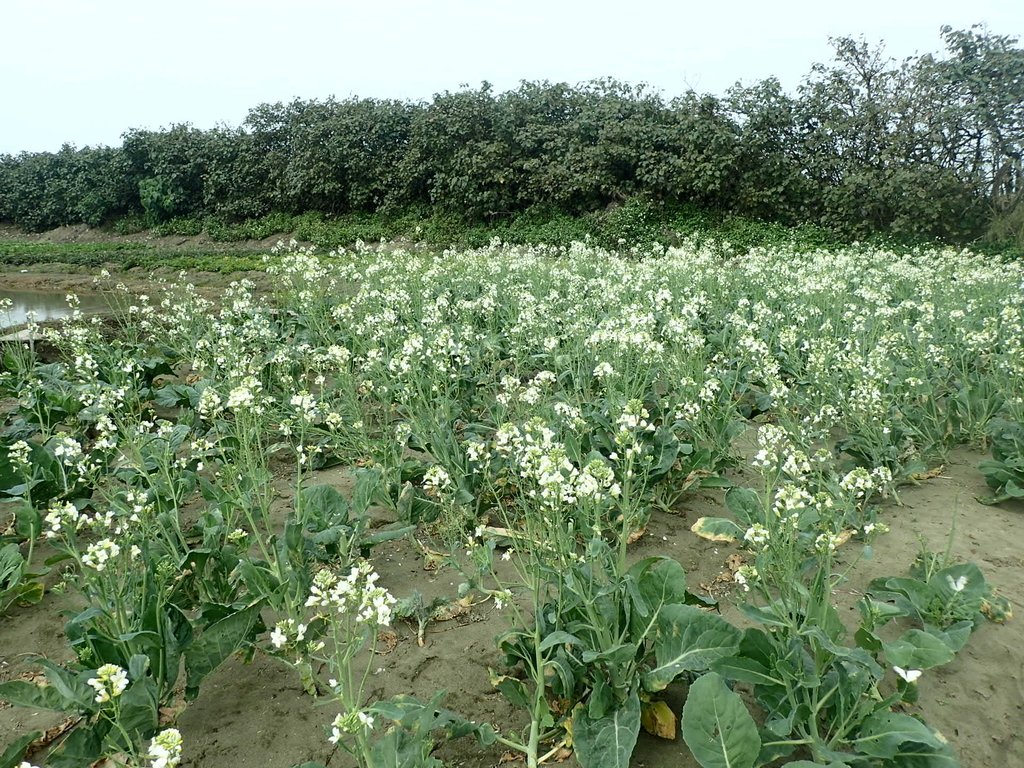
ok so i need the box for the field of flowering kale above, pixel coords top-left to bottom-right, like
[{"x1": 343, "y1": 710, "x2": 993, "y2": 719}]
[{"x1": 2, "y1": 238, "x2": 1022, "y2": 767}]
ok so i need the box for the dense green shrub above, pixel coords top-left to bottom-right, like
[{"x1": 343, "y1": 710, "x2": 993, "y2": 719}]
[{"x1": 0, "y1": 27, "x2": 1021, "y2": 247}]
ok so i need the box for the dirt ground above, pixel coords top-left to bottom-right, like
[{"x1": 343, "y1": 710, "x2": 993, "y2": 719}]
[{"x1": 2, "y1": 446, "x2": 1020, "y2": 767}]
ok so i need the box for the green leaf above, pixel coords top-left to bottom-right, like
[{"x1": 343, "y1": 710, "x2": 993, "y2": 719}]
[
  {"x1": 691, "y1": 516, "x2": 744, "y2": 543},
  {"x1": 300, "y1": 483, "x2": 351, "y2": 525},
  {"x1": 0, "y1": 730, "x2": 42, "y2": 768},
  {"x1": 0, "y1": 543, "x2": 23, "y2": 583},
  {"x1": 45, "y1": 722, "x2": 107, "y2": 767},
  {"x1": 725, "y1": 487, "x2": 763, "y2": 525},
  {"x1": 184, "y1": 600, "x2": 263, "y2": 699},
  {"x1": 538, "y1": 630, "x2": 583, "y2": 653},
  {"x1": 573, "y1": 688, "x2": 641, "y2": 768},
  {"x1": 631, "y1": 556, "x2": 689, "y2": 608},
  {"x1": 931, "y1": 562, "x2": 986, "y2": 604},
  {"x1": 644, "y1": 605, "x2": 742, "y2": 691},
  {"x1": 711, "y1": 655, "x2": 785, "y2": 687},
  {"x1": 0, "y1": 679, "x2": 69, "y2": 711},
  {"x1": 853, "y1": 712, "x2": 946, "y2": 759},
  {"x1": 38, "y1": 659, "x2": 94, "y2": 710},
  {"x1": 884, "y1": 629, "x2": 955, "y2": 670},
  {"x1": 490, "y1": 671, "x2": 531, "y2": 710},
  {"x1": 681, "y1": 672, "x2": 760, "y2": 768},
  {"x1": 118, "y1": 675, "x2": 160, "y2": 741},
  {"x1": 930, "y1": 621, "x2": 972, "y2": 654}
]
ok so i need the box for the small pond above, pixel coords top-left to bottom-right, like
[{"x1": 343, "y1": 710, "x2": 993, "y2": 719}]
[{"x1": 0, "y1": 289, "x2": 111, "y2": 329}]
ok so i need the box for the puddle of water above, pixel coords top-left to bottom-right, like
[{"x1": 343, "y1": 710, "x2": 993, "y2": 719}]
[{"x1": 0, "y1": 289, "x2": 111, "y2": 329}]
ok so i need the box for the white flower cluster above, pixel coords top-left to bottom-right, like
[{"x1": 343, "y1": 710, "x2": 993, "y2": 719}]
[
  {"x1": 8, "y1": 439, "x2": 31, "y2": 469},
  {"x1": 306, "y1": 561, "x2": 396, "y2": 627},
  {"x1": 270, "y1": 618, "x2": 308, "y2": 649},
  {"x1": 82, "y1": 539, "x2": 122, "y2": 571},
  {"x1": 423, "y1": 465, "x2": 453, "y2": 496},
  {"x1": 328, "y1": 710, "x2": 375, "y2": 744},
  {"x1": 147, "y1": 728, "x2": 184, "y2": 768},
  {"x1": 87, "y1": 663, "x2": 129, "y2": 704},
  {"x1": 495, "y1": 419, "x2": 618, "y2": 508}
]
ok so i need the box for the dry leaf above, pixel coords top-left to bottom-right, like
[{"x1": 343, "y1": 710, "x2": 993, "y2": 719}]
[
  {"x1": 626, "y1": 526, "x2": 647, "y2": 544},
  {"x1": 377, "y1": 629, "x2": 399, "y2": 654},
  {"x1": 641, "y1": 699, "x2": 677, "y2": 739},
  {"x1": 909, "y1": 464, "x2": 945, "y2": 481},
  {"x1": 432, "y1": 602, "x2": 470, "y2": 622}
]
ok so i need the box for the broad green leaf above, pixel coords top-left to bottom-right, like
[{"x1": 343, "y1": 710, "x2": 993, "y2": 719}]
[
  {"x1": 853, "y1": 712, "x2": 946, "y2": 759},
  {"x1": 0, "y1": 730, "x2": 42, "y2": 768},
  {"x1": 884, "y1": 629, "x2": 955, "y2": 670},
  {"x1": 930, "y1": 562, "x2": 986, "y2": 604},
  {"x1": 489, "y1": 671, "x2": 531, "y2": 710},
  {"x1": 631, "y1": 556, "x2": 689, "y2": 608},
  {"x1": 0, "y1": 679, "x2": 69, "y2": 711},
  {"x1": 300, "y1": 483, "x2": 351, "y2": 525},
  {"x1": 538, "y1": 630, "x2": 583, "y2": 653},
  {"x1": 645, "y1": 605, "x2": 742, "y2": 691},
  {"x1": 711, "y1": 655, "x2": 785, "y2": 687},
  {"x1": 38, "y1": 659, "x2": 94, "y2": 710},
  {"x1": 573, "y1": 689, "x2": 641, "y2": 768},
  {"x1": 681, "y1": 672, "x2": 760, "y2": 768},
  {"x1": 45, "y1": 722, "x2": 106, "y2": 768},
  {"x1": 691, "y1": 516, "x2": 744, "y2": 543},
  {"x1": 725, "y1": 487, "x2": 763, "y2": 525},
  {"x1": 0, "y1": 544, "x2": 23, "y2": 583},
  {"x1": 184, "y1": 600, "x2": 263, "y2": 699},
  {"x1": 930, "y1": 621, "x2": 972, "y2": 653},
  {"x1": 118, "y1": 676, "x2": 160, "y2": 741}
]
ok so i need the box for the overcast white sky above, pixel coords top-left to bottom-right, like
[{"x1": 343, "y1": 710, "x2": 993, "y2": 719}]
[{"x1": 2, "y1": 0, "x2": 1021, "y2": 154}]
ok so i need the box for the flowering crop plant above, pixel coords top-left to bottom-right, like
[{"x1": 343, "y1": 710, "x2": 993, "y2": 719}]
[{"x1": 0, "y1": 236, "x2": 1018, "y2": 767}]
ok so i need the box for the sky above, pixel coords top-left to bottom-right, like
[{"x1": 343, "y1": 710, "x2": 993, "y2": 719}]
[{"x1": 2, "y1": 0, "x2": 1022, "y2": 155}]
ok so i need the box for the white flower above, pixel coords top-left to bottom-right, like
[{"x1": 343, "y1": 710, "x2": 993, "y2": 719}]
[
  {"x1": 82, "y1": 539, "x2": 121, "y2": 571},
  {"x1": 270, "y1": 625, "x2": 288, "y2": 649},
  {"x1": 87, "y1": 663, "x2": 129, "y2": 703},
  {"x1": 44, "y1": 500, "x2": 82, "y2": 538},
  {"x1": 8, "y1": 440, "x2": 31, "y2": 469},
  {"x1": 946, "y1": 574, "x2": 968, "y2": 593},
  {"x1": 893, "y1": 666, "x2": 922, "y2": 684},
  {"x1": 270, "y1": 619, "x2": 307, "y2": 649},
  {"x1": 743, "y1": 523, "x2": 770, "y2": 547},
  {"x1": 147, "y1": 728, "x2": 183, "y2": 768},
  {"x1": 423, "y1": 465, "x2": 452, "y2": 491}
]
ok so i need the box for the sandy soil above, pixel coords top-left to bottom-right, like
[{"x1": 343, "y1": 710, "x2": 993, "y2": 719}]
[{"x1": 2, "y1": 447, "x2": 1020, "y2": 767}]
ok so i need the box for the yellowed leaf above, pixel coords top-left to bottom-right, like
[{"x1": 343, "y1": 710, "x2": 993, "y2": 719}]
[
  {"x1": 690, "y1": 516, "x2": 740, "y2": 542},
  {"x1": 641, "y1": 699, "x2": 677, "y2": 739}
]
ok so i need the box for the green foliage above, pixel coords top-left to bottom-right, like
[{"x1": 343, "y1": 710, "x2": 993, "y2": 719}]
[
  {"x1": 681, "y1": 672, "x2": 761, "y2": 768},
  {"x1": 978, "y1": 418, "x2": 1024, "y2": 504},
  {"x1": 1, "y1": 26, "x2": 1022, "y2": 246},
  {"x1": 0, "y1": 238, "x2": 265, "y2": 272},
  {"x1": 572, "y1": 689, "x2": 641, "y2": 768}
]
